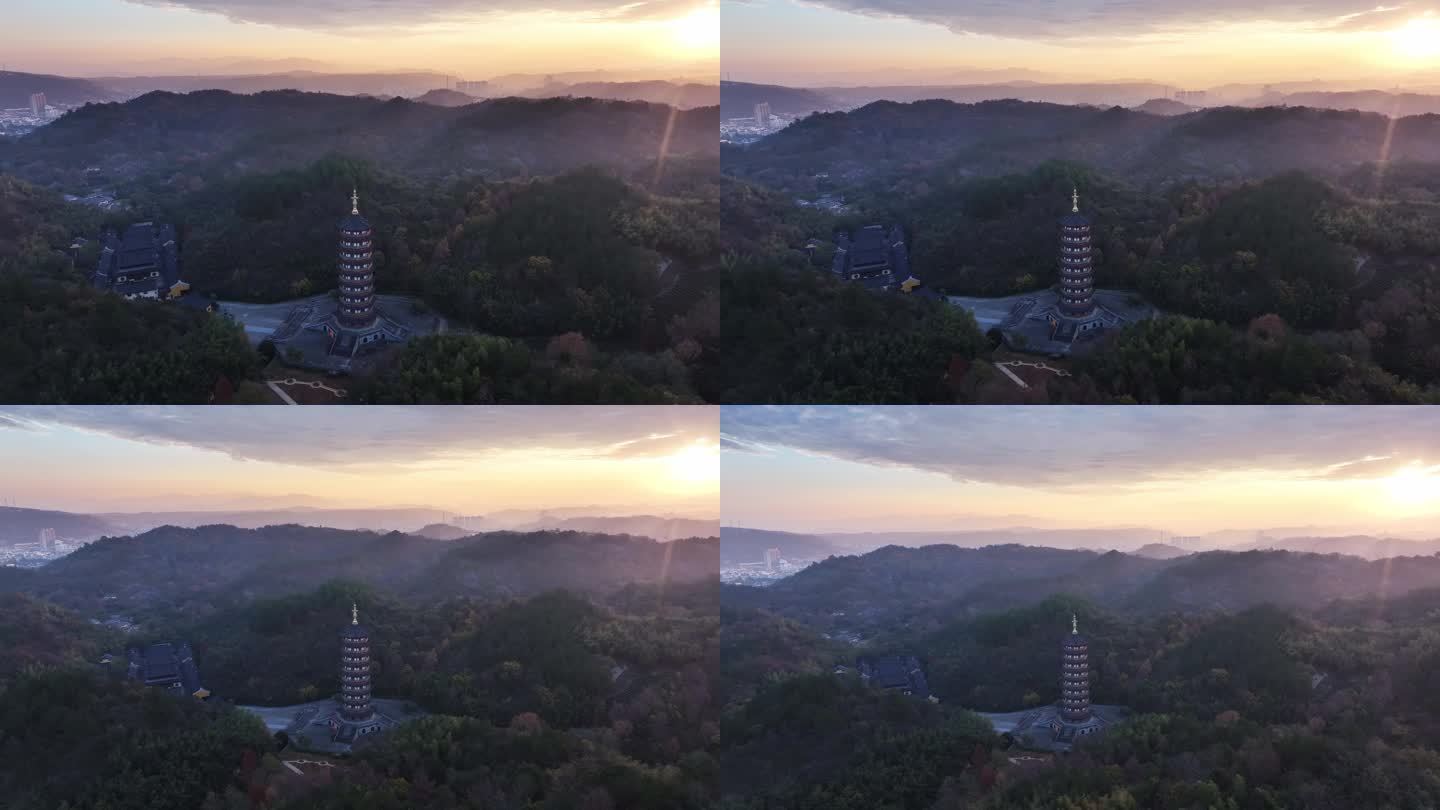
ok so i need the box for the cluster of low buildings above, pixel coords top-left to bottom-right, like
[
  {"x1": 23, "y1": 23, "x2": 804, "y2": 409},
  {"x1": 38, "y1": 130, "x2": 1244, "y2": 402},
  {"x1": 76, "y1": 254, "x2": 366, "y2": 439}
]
[
  {"x1": 720, "y1": 101, "x2": 801, "y2": 144},
  {"x1": 93, "y1": 222, "x2": 192, "y2": 301},
  {"x1": 720, "y1": 546, "x2": 818, "y2": 585},
  {"x1": 0, "y1": 91, "x2": 66, "y2": 137},
  {"x1": 0, "y1": 528, "x2": 81, "y2": 567}
]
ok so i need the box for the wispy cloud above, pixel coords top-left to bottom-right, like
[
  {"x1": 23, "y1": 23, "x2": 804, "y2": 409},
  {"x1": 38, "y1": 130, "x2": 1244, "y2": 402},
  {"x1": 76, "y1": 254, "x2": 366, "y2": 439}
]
[
  {"x1": 721, "y1": 406, "x2": 1440, "y2": 489},
  {"x1": 794, "y1": 0, "x2": 1435, "y2": 40},
  {"x1": 0, "y1": 406, "x2": 717, "y2": 468},
  {"x1": 131, "y1": 0, "x2": 703, "y2": 29}
]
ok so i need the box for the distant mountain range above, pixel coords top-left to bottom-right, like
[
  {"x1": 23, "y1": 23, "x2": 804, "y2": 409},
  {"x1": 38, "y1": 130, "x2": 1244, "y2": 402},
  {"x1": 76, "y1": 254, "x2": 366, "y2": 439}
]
[
  {"x1": 412, "y1": 522, "x2": 473, "y2": 540},
  {"x1": 720, "y1": 527, "x2": 845, "y2": 565},
  {"x1": 3, "y1": 90, "x2": 718, "y2": 184},
  {"x1": 523, "y1": 81, "x2": 718, "y2": 109},
  {"x1": 721, "y1": 79, "x2": 1440, "y2": 120},
  {"x1": 0, "y1": 71, "x2": 116, "y2": 108},
  {"x1": 726, "y1": 542, "x2": 1440, "y2": 630},
  {"x1": 725, "y1": 524, "x2": 1440, "y2": 563},
  {"x1": 413, "y1": 88, "x2": 477, "y2": 107},
  {"x1": 720, "y1": 81, "x2": 841, "y2": 118},
  {"x1": 0, "y1": 507, "x2": 118, "y2": 544},
  {"x1": 0, "y1": 505, "x2": 717, "y2": 545},
  {"x1": 1132, "y1": 98, "x2": 1196, "y2": 116},
  {"x1": 724, "y1": 98, "x2": 1440, "y2": 186},
  {"x1": 14, "y1": 523, "x2": 719, "y2": 615},
  {"x1": 1260, "y1": 90, "x2": 1440, "y2": 118},
  {"x1": 93, "y1": 71, "x2": 456, "y2": 100},
  {"x1": 1, "y1": 68, "x2": 718, "y2": 110}
]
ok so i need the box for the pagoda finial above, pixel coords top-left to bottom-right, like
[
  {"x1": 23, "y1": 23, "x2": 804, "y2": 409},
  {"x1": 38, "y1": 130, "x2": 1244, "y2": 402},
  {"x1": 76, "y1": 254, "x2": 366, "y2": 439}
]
[
  {"x1": 351, "y1": 188, "x2": 359, "y2": 216},
  {"x1": 1071, "y1": 187, "x2": 1079, "y2": 213},
  {"x1": 1072, "y1": 613, "x2": 1078, "y2": 634},
  {"x1": 352, "y1": 602, "x2": 359, "y2": 625}
]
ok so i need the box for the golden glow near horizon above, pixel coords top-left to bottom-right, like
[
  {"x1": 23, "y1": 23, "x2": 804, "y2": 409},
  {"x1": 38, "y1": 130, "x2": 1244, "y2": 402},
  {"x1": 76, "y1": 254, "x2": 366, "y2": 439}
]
[
  {"x1": 1383, "y1": 463, "x2": 1440, "y2": 511},
  {"x1": 1390, "y1": 15, "x2": 1440, "y2": 63},
  {"x1": 4, "y1": 0, "x2": 718, "y2": 77},
  {"x1": 0, "y1": 408, "x2": 719, "y2": 516},
  {"x1": 668, "y1": 5, "x2": 721, "y2": 56},
  {"x1": 721, "y1": 1, "x2": 1440, "y2": 87},
  {"x1": 722, "y1": 451, "x2": 1440, "y2": 535}
]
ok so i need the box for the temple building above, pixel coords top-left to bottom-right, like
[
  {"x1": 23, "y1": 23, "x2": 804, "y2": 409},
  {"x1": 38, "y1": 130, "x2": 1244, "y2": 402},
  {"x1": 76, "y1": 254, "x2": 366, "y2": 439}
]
[
  {"x1": 237, "y1": 603, "x2": 410, "y2": 753},
  {"x1": 1060, "y1": 614, "x2": 1091, "y2": 722},
  {"x1": 126, "y1": 641, "x2": 209, "y2": 700},
  {"x1": 267, "y1": 189, "x2": 433, "y2": 372},
  {"x1": 1058, "y1": 190, "x2": 1095, "y2": 317},
  {"x1": 973, "y1": 615, "x2": 1126, "y2": 752},
  {"x1": 832, "y1": 225, "x2": 914, "y2": 292},
  {"x1": 857, "y1": 655, "x2": 931, "y2": 700},
  {"x1": 946, "y1": 189, "x2": 1156, "y2": 357},
  {"x1": 317, "y1": 190, "x2": 411, "y2": 359},
  {"x1": 340, "y1": 602, "x2": 374, "y2": 722},
  {"x1": 337, "y1": 191, "x2": 377, "y2": 330},
  {"x1": 93, "y1": 222, "x2": 190, "y2": 301}
]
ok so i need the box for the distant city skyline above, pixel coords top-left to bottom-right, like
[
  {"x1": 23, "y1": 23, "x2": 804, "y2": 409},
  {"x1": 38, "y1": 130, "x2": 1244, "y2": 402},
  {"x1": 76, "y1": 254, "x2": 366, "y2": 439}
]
[
  {"x1": 722, "y1": 0, "x2": 1440, "y2": 87},
  {"x1": 721, "y1": 406, "x2": 1440, "y2": 535},
  {"x1": 0, "y1": 406, "x2": 718, "y2": 514},
  {"x1": 3, "y1": 0, "x2": 718, "y2": 77}
]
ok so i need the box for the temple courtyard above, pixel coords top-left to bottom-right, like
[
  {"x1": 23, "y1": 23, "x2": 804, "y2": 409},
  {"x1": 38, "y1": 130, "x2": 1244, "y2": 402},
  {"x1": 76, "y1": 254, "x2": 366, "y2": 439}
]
[
  {"x1": 239, "y1": 697, "x2": 425, "y2": 754},
  {"x1": 948, "y1": 288, "x2": 1159, "y2": 357}
]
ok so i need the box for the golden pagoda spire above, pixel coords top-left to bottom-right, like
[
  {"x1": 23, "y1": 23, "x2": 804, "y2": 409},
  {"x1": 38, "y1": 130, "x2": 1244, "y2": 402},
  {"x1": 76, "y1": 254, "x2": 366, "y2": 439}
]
[
  {"x1": 1071, "y1": 188, "x2": 1079, "y2": 213},
  {"x1": 351, "y1": 188, "x2": 359, "y2": 216},
  {"x1": 352, "y1": 602, "x2": 359, "y2": 625},
  {"x1": 1072, "y1": 613, "x2": 1078, "y2": 634}
]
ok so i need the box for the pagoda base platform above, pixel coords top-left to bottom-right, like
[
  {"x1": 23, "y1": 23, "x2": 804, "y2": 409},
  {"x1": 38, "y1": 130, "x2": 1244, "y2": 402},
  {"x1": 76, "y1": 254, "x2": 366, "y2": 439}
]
[
  {"x1": 976, "y1": 703, "x2": 1130, "y2": 752},
  {"x1": 948, "y1": 288, "x2": 1158, "y2": 358},
  {"x1": 239, "y1": 697, "x2": 425, "y2": 754},
  {"x1": 266, "y1": 294, "x2": 445, "y2": 374}
]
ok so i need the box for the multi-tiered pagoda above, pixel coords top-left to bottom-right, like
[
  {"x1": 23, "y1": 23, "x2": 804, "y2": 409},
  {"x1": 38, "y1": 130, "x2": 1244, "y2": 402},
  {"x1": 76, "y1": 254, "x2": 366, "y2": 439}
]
[
  {"x1": 337, "y1": 190, "x2": 377, "y2": 329},
  {"x1": 340, "y1": 603, "x2": 373, "y2": 722},
  {"x1": 1058, "y1": 189, "x2": 1095, "y2": 317},
  {"x1": 1060, "y1": 614, "x2": 1091, "y2": 722}
]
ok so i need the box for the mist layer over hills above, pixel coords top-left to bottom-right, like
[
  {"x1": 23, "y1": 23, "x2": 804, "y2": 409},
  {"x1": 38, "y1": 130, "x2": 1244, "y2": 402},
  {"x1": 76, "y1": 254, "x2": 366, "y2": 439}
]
[
  {"x1": 5, "y1": 68, "x2": 718, "y2": 108},
  {"x1": 720, "y1": 79, "x2": 1440, "y2": 119},
  {"x1": 725, "y1": 540, "x2": 1440, "y2": 630},
  {"x1": 722, "y1": 525, "x2": 1440, "y2": 563},
  {"x1": 0, "y1": 505, "x2": 718, "y2": 544},
  {"x1": 3, "y1": 90, "x2": 718, "y2": 185},
  {"x1": 6, "y1": 523, "x2": 717, "y2": 615},
  {"x1": 726, "y1": 99, "x2": 1440, "y2": 186}
]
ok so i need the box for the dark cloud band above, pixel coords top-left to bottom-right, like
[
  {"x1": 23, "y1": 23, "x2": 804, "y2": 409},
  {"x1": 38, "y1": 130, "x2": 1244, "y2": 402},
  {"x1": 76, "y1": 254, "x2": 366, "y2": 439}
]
[
  {"x1": 132, "y1": 0, "x2": 699, "y2": 29},
  {"x1": 796, "y1": 0, "x2": 1433, "y2": 40},
  {"x1": 721, "y1": 406, "x2": 1440, "y2": 489},
  {"x1": 0, "y1": 406, "x2": 717, "y2": 467}
]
